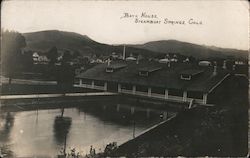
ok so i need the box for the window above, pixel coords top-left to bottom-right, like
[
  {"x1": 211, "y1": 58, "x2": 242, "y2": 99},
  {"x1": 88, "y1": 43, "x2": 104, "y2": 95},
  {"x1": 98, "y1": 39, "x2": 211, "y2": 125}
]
[
  {"x1": 139, "y1": 71, "x2": 149, "y2": 76},
  {"x1": 106, "y1": 67, "x2": 114, "y2": 73},
  {"x1": 181, "y1": 74, "x2": 191, "y2": 80}
]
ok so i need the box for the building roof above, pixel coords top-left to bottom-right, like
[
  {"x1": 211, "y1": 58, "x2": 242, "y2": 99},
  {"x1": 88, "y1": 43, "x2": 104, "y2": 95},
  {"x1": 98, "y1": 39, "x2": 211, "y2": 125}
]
[
  {"x1": 138, "y1": 66, "x2": 162, "y2": 73},
  {"x1": 107, "y1": 63, "x2": 127, "y2": 69},
  {"x1": 199, "y1": 61, "x2": 212, "y2": 66},
  {"x1": 76, "y1": 61, "x2": 229, "y2": 93},
  {"x1": 180, "y1": 69, "x2": 204, "y2": 76},
  {"x1": 126, "y1": 57, "x2": 136, "y2": 61},
  {"x1": 159, "y1": 58, "x2": 170, "y2": 63}
]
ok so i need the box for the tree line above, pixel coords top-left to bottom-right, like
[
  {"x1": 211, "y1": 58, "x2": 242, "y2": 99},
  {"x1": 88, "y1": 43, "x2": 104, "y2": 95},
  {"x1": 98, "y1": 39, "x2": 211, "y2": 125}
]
[{"x1": 1, "y1": 30, "x2": 76, "y2": 87}]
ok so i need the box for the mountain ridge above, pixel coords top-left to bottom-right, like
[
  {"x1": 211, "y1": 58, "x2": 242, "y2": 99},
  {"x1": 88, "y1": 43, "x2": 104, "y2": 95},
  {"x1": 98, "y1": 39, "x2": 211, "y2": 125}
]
[
  {"x1": 22, "y1": 30, "x2": 248, "y2": 59},
  {"x1": 129, "y1": 40, "x2": 248, "y2": 59}
]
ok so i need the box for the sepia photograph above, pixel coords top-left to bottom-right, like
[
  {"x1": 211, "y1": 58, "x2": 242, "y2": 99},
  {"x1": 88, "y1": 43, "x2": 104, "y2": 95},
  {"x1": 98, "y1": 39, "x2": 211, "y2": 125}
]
[{"x1": 0, "y1": 0, "x2": 249, "y2": 157}]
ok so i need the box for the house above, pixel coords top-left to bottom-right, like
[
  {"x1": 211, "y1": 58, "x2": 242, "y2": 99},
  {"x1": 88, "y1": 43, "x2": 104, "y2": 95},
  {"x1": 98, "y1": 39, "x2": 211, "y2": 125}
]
[
  {"x1": 32, "y1": 52, "x2": 39, "y2": 62},
  {"x1": 126, "y1": 56, "x2": 136, "y2": 61},
  {"x1": 38, "y1": 55, "x2": 49, "y2": 63},
  {"x1": 32, "y1": 52, "x2": 49, "y2": 64},
  {"x1": 199, "y1": 61, "x2": 212, "y2": 66},
  {"x1": 75, "y1": 61, "x2": 230, "y2": 105},
  {"x1": 158, "y1": 58, "x2": 170, "y2": 64}
]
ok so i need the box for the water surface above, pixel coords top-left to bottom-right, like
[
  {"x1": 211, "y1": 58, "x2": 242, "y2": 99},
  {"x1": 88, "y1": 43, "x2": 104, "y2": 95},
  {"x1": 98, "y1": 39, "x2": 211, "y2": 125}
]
[{"x1": 0, "y1": 101, "x2": 176, "y2": 157}]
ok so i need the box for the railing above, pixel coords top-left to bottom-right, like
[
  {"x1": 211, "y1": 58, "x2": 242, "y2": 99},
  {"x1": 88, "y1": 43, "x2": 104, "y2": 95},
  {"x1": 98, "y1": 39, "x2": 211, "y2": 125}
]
[
  {"x1": 120, "y1": 89, "x2": 185, "y2": 102},
  {"x1": 151, "y1": 93, "x2": 165, "y2": 99},
  {"x1": 75, "y1": 83, "x2": 205, "y2": 104},
  {"x1": 168, "y1": 95, "x2": 183, "y2": 101},
  {"x1": 0, "y1": 92, "x2": 117, "y2": 100},
  {"x1": 93, "y1": 85, "x2": 105, "y2": 90},
  {"x1": 73, "y1": 84, "x2": 105, "y2": 91},
  {"x1": 135, "y1": 91, "x2": 148, "y2": 96},
  {"x1": 120, "y1": 89, "x2": 133, "y2": 94}
]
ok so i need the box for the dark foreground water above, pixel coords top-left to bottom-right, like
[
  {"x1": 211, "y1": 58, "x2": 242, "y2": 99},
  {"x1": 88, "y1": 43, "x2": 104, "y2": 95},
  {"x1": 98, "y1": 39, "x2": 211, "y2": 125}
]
[{"x1": 0, "y1": 100, "x2": 176, "y2": 157}]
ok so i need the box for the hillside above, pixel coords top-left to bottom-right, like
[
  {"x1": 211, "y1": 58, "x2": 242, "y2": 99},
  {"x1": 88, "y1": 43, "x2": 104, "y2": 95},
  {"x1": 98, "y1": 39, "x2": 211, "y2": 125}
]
[
  {"x1": 23, "y1": 30, "x2": 107, "y2": 56},
  {"x1": 23, "y1": 30, "x2": 158, "y2": 57},
  {"x1": 23, "y1": 30, "x2": 248, "y2": 59},
  {"x1": 130, "y1": 40, "x2": 248, "y2": 59}
]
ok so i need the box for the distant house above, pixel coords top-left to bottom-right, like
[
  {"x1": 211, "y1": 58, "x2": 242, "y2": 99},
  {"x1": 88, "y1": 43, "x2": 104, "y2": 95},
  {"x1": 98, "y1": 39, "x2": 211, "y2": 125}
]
[
  {"x1": 183, "y1": 57, "x2": 189, "y2": 63},
  {"x1": 235, "y1": 60, "x2": 245, "y2": 65},
  {"x1": 159, "y1": 54, "x2": 178, "y2": 64},
  {"x1": 75, "y1": 67, "x2": 85, "y2": 75},
  {"x1": 111, "y1": 52, "x2": 119, "y2": 59},
  {"x1": 32, "y1": 52, "x2": 49, "y2": 64},
  {"x1": 158, "y1": 58, "x2": 170, "y2": 64},
  {"x1": 32, "y1": 52, "x2": 39, "y2": 62},
  {"x1": 170, "y1": 58, "x2": 178, "y2": 62},
  {"x1": 198, "y1": 61, "x2": 212, "y2": 66},
  {"x1": 38, "y1": 55, "x2": 49, "y2": 62},
  {"x1": 57, "y1": 55, "x2": 63, "y2": 61},
  {"x1": 75, "y1": 60, "x2": 230, "y2": 105},
  {"x1": 125, "y1": 56, "x2": 136, "y2": 61}
]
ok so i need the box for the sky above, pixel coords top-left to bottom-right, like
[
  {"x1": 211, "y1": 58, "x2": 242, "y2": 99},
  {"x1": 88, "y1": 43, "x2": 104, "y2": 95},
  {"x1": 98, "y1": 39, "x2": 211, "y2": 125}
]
[{"x1": 1, "y1": 0, "x2": 249, "y2": 50}]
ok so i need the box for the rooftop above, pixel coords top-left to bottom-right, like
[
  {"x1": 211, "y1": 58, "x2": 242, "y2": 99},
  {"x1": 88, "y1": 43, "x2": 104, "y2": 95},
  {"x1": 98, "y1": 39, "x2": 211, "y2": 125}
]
[
  {"x1": 180, "y1": 69, "x2": 204, "y2": 76},
  {"x1": 76, "y1": 61, "x2": 229, "y2": 93},
  {"x1": 138, "y1": 66, "x2": 162, "y2": 73},
  {"x1": 107, "y1": 63, "x2": 127, "y2": 69}
]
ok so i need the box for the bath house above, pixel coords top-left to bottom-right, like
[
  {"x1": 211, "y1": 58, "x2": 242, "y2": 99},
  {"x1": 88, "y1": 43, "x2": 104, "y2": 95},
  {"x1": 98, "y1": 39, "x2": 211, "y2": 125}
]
[{"x1": 75, "y1": 60, "x2": 230, "y2": 105}]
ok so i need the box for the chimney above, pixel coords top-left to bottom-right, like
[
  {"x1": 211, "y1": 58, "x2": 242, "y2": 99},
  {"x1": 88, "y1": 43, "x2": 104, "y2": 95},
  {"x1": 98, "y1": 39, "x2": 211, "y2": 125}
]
[
  {"x1": 222, "y1": 60, "x2": 226, "y2": 69},
  {"x1": 213, "y1": 65, "x2": 217, "y2": 76},
  {"x1": 232, "y1": 64, "x2": 236, "y2": 71},
  {"x1": 168, "y1": 61, "x2": 171, "y2": 68},
  {"x1": 123, "y1": 45, "x2": 126, "y2": 60},
  {"x1": 107, "y1": 58, "x2": 111, "y2": 66}
]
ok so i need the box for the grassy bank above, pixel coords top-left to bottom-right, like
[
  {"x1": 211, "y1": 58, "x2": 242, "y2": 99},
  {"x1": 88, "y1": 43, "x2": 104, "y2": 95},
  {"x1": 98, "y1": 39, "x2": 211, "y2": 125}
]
[
  {"x1": 106, "y1": 76, "x2": 248, "y2": 157},
  {"x1": 0, "y1": 83, "x2": 100, "y2": 95},
  {"x1": 108, "y1": 105, "x2": 247, "y2": 157}
]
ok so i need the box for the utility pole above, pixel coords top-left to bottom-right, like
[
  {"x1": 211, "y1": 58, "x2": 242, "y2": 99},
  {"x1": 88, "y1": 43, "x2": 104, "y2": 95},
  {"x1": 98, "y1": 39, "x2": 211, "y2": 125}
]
[
  {"x1": 123, "y1": 45, "x2": 126, "y2": 60},
  {"x1": 63, "y1": 135, "x2": 67, "y2": 156},
  {"x1": 133, "y1": 120, "x2": 135, "y2": 138},
  {"x1": 133, "y1": 117, "x2": 135, "y2": 138}
]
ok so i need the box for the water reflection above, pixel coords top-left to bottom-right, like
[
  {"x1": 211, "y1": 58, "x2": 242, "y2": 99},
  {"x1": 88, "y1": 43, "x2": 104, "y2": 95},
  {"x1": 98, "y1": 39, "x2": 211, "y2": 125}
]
[
  {"x1": 77, "y1": 103, "x2": 171, "y2": 127},
  {"x1": 0, "y1": 101, "x2": 176, "y2": 157},
  {"x1": 53, "y1": 116, "x2": 72, "y2": 145},
  {"x1": 0, "y1": 112, "x2": 14, "y2": 143}
]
